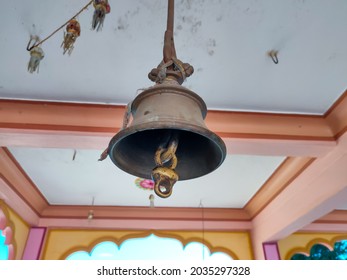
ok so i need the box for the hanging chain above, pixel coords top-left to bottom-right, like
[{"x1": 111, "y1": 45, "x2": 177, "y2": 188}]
[
  {"x1": 154, "y1": 132, "x2": 179, "y2": 169},
  {"x1": 152, "y1": 130, "x2": 180, "y2": 199}
]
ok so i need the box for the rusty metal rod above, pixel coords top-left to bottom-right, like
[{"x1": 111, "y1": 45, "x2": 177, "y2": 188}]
[
  {"x1": 163, "y1": 0, "x2": 176, "y2": 62},
  {"x1": 167, "y1": 0, "x2": 174, "y2": 33}
]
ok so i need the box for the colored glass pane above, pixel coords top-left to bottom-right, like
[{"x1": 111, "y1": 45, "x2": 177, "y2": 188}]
[
  {"x1": 0, "y1": 230, "x2": 9, "y2": 260},
  {"x1": 291, "y1": 240, "x2": 347, "y2": 260}
]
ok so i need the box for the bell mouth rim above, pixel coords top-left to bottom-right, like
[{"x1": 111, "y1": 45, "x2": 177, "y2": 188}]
[{"x1": 107, "y1": 121, "x2": 227, "y2": 181}]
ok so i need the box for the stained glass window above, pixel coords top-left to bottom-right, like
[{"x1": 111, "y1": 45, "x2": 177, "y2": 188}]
[
  {"x1": 291, "y1": 240, "x2": 347, "y2": 260},
  {"x1": 66, "y1": 234, "x2": 232, "y2": 260},
  {"x1": 0, "y1": 230, "x2": 9, "y2": 260}
]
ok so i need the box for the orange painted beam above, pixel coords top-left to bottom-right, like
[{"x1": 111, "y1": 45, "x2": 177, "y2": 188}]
[
  {"x1": 38, "y1": 206, "x2": 251, "y2": 230},
  {"x1": 0, "y1": 99, "x2": 342, "y2": 156},
  {"x1": 38, "y1": 218, "x2": 252, "y2": 231},
  {"x1": 40, "y1": 205, "x2": 250, "y2": 221},
  {"x1": 0, "y1": 99, "x2": 335, "y2": 138},
  {"x1": 206, "y1": 110, "x2": 332, "y2": 139},
  {"x1": 0, "y1": 129, "x2": 112, "y2": 150},
  {"x1": 0, "y1": 100, "x2": 124, "y2": 132},
  {"x1": 325, "y1": 90, "x2": 347, "y2": 138},
  {"x1": 1, "y1": 90, "x2": 347, "y2": 141}
]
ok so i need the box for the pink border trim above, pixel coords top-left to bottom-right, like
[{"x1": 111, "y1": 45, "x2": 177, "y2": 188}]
[
  {"x1": 263, "y1": 242, "x2": 281, "y2": 260},
  {"x1": 22, "y1": 227, "x2": 46, "y2": 260}
]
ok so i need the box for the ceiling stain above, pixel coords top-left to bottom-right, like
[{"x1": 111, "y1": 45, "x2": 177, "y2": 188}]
[
  {"x1": 207, "y1": 38, "x2": 216, "y2": 56},
  {"x1": 116, "y1": 17, "x2": 129, "y2": 31},
  {"x1": 115, "y1": 7, "x2": 140, "y2": 31},
  {"x1": 177, "y1": 15, "x2": 202, "y2": 35}
]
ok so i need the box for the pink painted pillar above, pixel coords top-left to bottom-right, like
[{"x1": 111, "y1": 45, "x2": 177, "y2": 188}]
[
  {"x1": 263, "y1": 242, "x2": 281, "y2": 260},
  {"x1": 22, "y1": 227, "x2": 46, "y2": 260}
]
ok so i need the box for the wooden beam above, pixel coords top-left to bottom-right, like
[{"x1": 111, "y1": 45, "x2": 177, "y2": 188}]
[
  {"x1": 251, "y1": 132, "x2": 347, "y2": 259},
  {"x1": 325, "y1": 90, "x2": 347, "y2": 138},
  {"x1": 0, "y1": 99, "x2": 334, "y2": 138},
  {"x1": 244, "y1": 157, "x2": 315, "y2": 218},
  {"x1": 38, "y1": 206, "x2": 251, "y2": 230},
  {"x1": 0, "y1": 99, "x2": 340, "y2": 156},
  {"x1": 40, "y1": 205, "x2": 250, "y2": 221},
  {"x1": 0, "y1": 148, "x2": 48, "y2": 217},
  {"x1": 38, "y1": 218, "x2": 252, "y2": 231}
]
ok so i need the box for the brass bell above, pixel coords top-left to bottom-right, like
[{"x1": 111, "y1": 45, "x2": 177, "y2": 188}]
[
  {"x1": 102, "y1": 0, "x2": 226, "y2": 198},
  {"x1": 106, "y1": 80, "x2": 226, "y2": 197}
]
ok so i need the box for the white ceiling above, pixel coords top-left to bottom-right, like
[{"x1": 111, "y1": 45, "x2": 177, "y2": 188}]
[
  {"x1": 8, "y1": 147, "x2": 285, "y2": 208},
  {"x1": 2, "y1": 0, "x2": 347, "y2": 209},
  {"x1": 1, "y1": 0, "x2": 347, "y2": 113}
]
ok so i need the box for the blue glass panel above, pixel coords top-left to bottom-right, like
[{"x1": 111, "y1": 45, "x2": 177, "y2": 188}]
[
  {"x1": 0, "y1": 230, "x2": 9, "y2": 260},
  {"x1": 334, "y1": 240, "x2": 347, "y2": 260}
]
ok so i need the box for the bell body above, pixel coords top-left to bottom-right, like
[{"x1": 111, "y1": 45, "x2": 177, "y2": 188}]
[{"x1": 107, "y1": 82, "x2": 226, "y2": 181}]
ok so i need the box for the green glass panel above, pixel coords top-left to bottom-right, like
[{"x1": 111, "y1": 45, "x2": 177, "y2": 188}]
[{"x1": 291, "y1": 240, "x2": 347, "y2": 260}]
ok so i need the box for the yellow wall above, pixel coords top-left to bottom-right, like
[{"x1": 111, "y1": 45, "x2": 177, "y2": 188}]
[
  {"x1": 0, "y1": 201, "x2": 30, "y2": 259},
  {"x1": 42, "y1": 229, "x2": 253, "y2": 260},
  {"x1": 278, "y1": 232, "x2": 347, "y2": 260}
]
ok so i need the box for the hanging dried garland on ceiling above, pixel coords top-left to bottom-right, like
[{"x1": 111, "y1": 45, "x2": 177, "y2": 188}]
[
  {"x1": 61, "y1": 19, "x2": 81, "y2": 55},
  {"x1": 26, "y1": 0, "x2": 111, "y2": 73}
]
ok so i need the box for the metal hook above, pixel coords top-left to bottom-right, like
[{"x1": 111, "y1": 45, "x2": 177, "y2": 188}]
[
  {"x1": 26, "y1": 35, "x2": 40, "y2": 51},
  {"x1": 149, "y1": 194, "x2": 155, "y2": 208},
  {"x1": 87, "y1": 196, "x2": 95, "y2": 220},
  {"x1": 268, "y1": 50, "x2": 279, "y2": 64}
]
